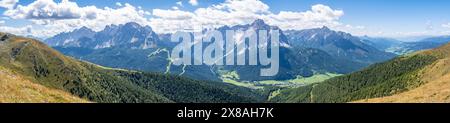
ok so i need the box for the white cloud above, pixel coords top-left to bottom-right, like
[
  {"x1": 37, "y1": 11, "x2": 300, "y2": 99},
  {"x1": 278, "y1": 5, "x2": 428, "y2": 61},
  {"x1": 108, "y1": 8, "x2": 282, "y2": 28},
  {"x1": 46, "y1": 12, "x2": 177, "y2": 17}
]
[
  {"x1": 0, "y1": 20, "x2": 5, "y2": 25},
  {"x1": 149, "y1": 0, "x2": 344, "y2": 33},
  {"x1": 0, "y1": 0, "x2": 18, "y2": 9},
  {"x1": 150, "y1": 0, "x2": 266, "y2": 32},
  {"x1": 116, "y1": 2, "x2": 123, "y2": 7},
  {"x1": 443, "y1": 23, "x2": 450, "y2": 29},
  {"x1": 4, "y1": 0, "x2": 93, "y2": 20},
  {"x1": 2, "y1": 0, "x2": 408, "y2": 38},
  {"x1": 273, "y1": 4, "x2": 343, "y2": 22},
  {"x1": 2, "y1": 0, "x2": 151, "y2": 38},
  {"x1": 176, "y1": 1, "x2": 183, "y2": 6},
  {"x1": 0, "y1": 25, "x2": 33, "y2": 36},
  {"x1": 216, "y1": 0, "x2": 269, "y2": 14},
  {"x1": 268, "y1": 4, "x2": 344, "y2": 30},
  {"x1": 153, "y1": 9, "x2": 194, "y2": 20},
  {"x1": 189, "y1": 0, "x2": 198, "y2": 6},
  {"x1": 0, "y1": 0, "x2": 350, "y2": 38}
]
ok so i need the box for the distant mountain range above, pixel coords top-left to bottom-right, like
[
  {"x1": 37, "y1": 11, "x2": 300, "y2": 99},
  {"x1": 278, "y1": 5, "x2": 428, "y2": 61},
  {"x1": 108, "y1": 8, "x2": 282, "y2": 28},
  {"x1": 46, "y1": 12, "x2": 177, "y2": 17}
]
[
  {"x1": 45, "y1": 20, "x2": 396, "y2": 82},
  {"x1": 361, "y1": 36, "x2": 450, "y2": 55},
  {"x1": 285, "y1": 27, "x2": 396, "y2": 64}
]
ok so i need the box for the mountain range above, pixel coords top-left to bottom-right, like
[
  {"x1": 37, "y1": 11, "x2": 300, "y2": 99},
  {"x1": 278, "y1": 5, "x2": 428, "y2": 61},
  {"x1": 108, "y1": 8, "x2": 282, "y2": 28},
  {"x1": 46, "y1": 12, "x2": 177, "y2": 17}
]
[
  {"x1": 361, "y1": 36, "x2": 450, "y2": 55},
  {"x1": 46, "y1": 20, "x2": 396, "y2": 83},
  {"x1": 285, "y1": 27, "x2": 396, "y2": 64}
]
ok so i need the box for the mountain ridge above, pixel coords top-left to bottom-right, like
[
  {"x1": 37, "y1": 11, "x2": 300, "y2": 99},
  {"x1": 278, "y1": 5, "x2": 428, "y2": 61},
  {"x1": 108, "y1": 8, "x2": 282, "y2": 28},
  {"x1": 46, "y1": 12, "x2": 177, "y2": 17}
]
[
  {"x1": 285, "y1": 27, "x2": 396, "y2": 64},
  {"x1": 50, "y1": 20, "x2": 371, "y2": 82},
  {"x1": 1, "y1": 32, "x2": 266, "y2": 103},
  {"x1": 270, "y1": 40, "x2": 450, "y2": 103},
  {"x1": 355, "y1": 42, "x2": 450, "y2": 102}
]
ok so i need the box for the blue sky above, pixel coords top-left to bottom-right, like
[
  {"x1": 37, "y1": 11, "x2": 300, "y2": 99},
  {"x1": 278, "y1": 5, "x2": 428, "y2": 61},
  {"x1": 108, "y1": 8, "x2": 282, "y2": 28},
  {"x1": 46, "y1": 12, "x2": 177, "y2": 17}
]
[{"x1": 1, "y1": 0, "x2": 450, "y2": 40}]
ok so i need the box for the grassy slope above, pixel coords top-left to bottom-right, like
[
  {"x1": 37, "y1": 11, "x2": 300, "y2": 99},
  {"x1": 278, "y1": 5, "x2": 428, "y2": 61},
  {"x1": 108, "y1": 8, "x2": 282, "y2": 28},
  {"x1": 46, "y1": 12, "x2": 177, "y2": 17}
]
[
  {"x1": 0, "y1": 66, "x2": 88, "y2": 103},
  {"x1": 0, "y1": 32, "x2": 264, "y2": 103},
  {"x1": 1, "y1": 33, "x2": 171, "y2": 103},
  {"x1": 356, "y1": 42, "x2": 450, "y2": 103},
  {"x1": 270, "y1": 45, "x2": 441, "y2": 103}
]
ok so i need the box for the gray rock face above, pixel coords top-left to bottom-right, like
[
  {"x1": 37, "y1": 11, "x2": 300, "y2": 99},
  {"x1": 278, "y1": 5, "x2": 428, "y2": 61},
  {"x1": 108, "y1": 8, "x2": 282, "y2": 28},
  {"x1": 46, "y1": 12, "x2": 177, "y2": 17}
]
[
  {"x1": 45, "y1": 22, "x2": 160, "y2": 49},
  {"x1": 285, "y1": 27, "x2": 396, "y2": 64}
]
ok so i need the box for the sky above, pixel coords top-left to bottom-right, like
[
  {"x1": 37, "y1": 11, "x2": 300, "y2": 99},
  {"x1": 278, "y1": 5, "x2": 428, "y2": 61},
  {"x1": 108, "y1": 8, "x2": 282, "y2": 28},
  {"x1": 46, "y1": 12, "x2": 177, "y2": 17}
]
[{"x1": 1, "y1": 0, "x2": 450, "y2": 40}]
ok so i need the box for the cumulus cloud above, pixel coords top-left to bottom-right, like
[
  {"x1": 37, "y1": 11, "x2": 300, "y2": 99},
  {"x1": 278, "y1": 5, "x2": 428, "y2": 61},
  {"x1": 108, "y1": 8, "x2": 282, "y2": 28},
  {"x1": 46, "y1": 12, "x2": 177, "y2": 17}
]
[
  {"x1": 149, "y1": 0, "x2": 344, "y2": 33},
  {"x1": 269, "y1": 4, "x2": 344, "y2": 30},
  {"x1": 0, "y1": 25, "x2": 33, "y2": 36},
  {"x1": 4, "y1": 0, "x2": 88, "y2": 19},
  {"x1": 272, "y1": 4, "x2": 343, "y2": 22},
  {"x1": 0, "y1": 20, "x2": 5, "y2": 25},
  {"x1": 0, "y1": 0, "x2": 18, "y2": 9},
  {"x1": 443, "y1": 23, "x2": 450, "y2": 29},
  {"x1": 151, "y1": 0, "x2": 268, "y2": 33},
  {"x1": 1, "y1": 0, "x2": 355, "y2": 38},
  {"x1": 189, "y1": 0, "x2": 198, "y2": 6},
  {"x1": 176, "y1": 1, "x2": 183, "y2": 6},
  {"x1": 116, "y1": 2, "x2": 123, "y2": 7},
  {"x1": 2, "y1": 0, "x2": 151, "y2": 37}
]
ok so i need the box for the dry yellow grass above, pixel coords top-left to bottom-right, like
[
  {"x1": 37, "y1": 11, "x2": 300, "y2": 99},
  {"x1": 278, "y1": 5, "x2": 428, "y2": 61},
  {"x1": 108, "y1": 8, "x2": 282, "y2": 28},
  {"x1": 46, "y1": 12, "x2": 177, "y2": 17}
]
[
  {"x1": 355, "y1": 74, "x2": 450, "y2": 103},
  {"x1": 0, "y1": 67, "x2": 89, "y2": 103},
  {"x1": 355, "y1": 53, "x2": 450, "y2": 103}
]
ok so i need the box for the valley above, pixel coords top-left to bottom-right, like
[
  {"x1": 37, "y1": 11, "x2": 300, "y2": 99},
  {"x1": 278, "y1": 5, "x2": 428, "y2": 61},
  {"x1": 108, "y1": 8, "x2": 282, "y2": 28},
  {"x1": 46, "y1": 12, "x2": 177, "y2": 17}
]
[
  {"x1": 49, "y1": 20, "x2": 388, "y2": 85},
  {"x1": 220, "y1": 70, "x2": 341, "y2": 89}
]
